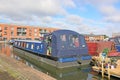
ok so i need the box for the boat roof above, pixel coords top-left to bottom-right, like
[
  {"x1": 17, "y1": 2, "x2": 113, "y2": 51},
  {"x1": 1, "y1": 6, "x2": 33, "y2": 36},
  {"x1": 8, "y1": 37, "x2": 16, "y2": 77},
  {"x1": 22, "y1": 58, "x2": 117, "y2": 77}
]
[
  {"x1": 52, "y1": 29, "x2": 82, "y2": 36},
  {"x1": 15, "y1": 40, "x2": 42, "y2": 43}
]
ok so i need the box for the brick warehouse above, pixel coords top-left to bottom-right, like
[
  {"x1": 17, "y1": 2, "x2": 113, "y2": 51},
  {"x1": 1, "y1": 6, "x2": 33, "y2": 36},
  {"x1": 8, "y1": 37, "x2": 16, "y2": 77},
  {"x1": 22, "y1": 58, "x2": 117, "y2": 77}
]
[{"x1": 0, "y1": 23, "x2": 58, "y2": 41}]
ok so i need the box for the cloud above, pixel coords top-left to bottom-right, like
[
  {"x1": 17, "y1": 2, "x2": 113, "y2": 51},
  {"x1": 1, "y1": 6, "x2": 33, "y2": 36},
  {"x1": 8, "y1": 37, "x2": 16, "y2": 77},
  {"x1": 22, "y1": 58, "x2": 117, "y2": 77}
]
[
  {"x1": 0, "y1": 0, "x2": 70, "y2": 21},
  {"x1": 0, "y1": 0, "x2": 78, "y2": 26},
  {"x1": 99, "y1": 5, "x2": 117, "y2": 16},
  {"x1": 98, "y1": 4, "x2": 120, "y2": 23},
  {"x1": 85, "y1": 0, "x2": 118, "y2": 5},
  {"x1": 83, "y1": 0, "x2": 120, "y2": 23},
  {"x1": 62, "y1": 0, "x2": 76, "y2": 8},
  {"x1": 0, "y1": 0, "x2": 120, "y2": 37},
  {"x1": 65, "y1": 15, "x2": 83, "y2": 25},
  {"x1": 104, "y1": 15, "x2": 120, "y2": 23}
]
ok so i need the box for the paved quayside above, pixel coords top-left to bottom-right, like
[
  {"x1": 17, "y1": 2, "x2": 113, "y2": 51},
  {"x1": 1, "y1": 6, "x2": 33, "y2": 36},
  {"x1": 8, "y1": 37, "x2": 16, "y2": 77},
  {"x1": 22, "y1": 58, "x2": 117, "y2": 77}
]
[{"x1": 0, "y1": 53, "x2": 56, "y2": 80}]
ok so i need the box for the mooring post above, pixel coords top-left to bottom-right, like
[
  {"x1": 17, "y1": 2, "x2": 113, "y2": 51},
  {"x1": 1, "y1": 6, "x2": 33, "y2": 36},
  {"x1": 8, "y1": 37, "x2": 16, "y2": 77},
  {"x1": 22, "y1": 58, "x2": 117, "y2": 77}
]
[
  {"x1": 108, "y1": 63, "x2": 110, "y2": 80},
  {"x1": 102, "y1": 62, "x2": 104, "y2": 78}
]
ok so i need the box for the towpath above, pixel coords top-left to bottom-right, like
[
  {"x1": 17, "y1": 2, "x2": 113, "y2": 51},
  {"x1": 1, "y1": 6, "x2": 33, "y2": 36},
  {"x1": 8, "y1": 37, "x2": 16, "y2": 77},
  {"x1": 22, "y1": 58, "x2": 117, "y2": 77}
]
[{"x1": 0, "y1": 53, "x2": 56, "y2": 80}]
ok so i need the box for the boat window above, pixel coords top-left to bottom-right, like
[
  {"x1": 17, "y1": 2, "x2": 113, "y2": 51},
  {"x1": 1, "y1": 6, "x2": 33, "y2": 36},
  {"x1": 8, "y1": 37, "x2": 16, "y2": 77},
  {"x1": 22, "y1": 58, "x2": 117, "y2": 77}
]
[
  {"x1": 46, "y1": 36, "x2": 52, "y2": 56},
  {"x1": 31, "y1": 44, "x2": 34, "y2": 49},
  {"x1": 45, "y1": 36, "x2": 52, "y2": 44},
  {"x1": 37, "y1": 46, "x2": 39, "y2": 50},
  {"x1": 60, "y1": 34, "x2": 66, "y2": 41},
  {"x1": 110, "y1": 39, "x2": 114, "y2": 42},
  {"x1": 15, "y1": 42, "x2": 17, "y2": 45},
  {"x1": 26, "y1": 43, "x2": 29, "y2": 48},
  {"x1": 69, "y1": 35, "x2": 79, "y2": 48},
  {"x1": 60, "y1": 34, "x2": 67, "y2": 48},
  {"x1": 114, "y1": 39, "x2": 118, "y2": 44},
  {"x1": 20, "y1": 42, "x2": 22, "y2": 47},
  {"x1": 21, "y1": 42, "x2": 24, "y2": 47},
  {"x1": 110, "y1": 39, "x2": 117, "y2": 44},
  {"x1": 23, "y1": 42, "x2": 26, "y2": 48},
  {"x1": 118, "y1": 38, "x2": 120, "y2": 43},
  {"x1": 18, "y1": 42, "x2": 20, "y2": 46},
  {"x1": 22, "y1": 42, "x2": 24, "y2": 47},
  {"x1": 80, "y1": 36, "x2": 86, "y2": 48}
]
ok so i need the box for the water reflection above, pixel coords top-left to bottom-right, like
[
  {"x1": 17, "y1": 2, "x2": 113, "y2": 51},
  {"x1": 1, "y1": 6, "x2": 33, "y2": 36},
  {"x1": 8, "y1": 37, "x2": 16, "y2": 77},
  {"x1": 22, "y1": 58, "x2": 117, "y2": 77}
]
[
  {"x1": 0, "y1": 43, "x2": 12, "y2": 56},
  {"x1": 0, "y1": 43, "x2": 119, "y2": 80}
]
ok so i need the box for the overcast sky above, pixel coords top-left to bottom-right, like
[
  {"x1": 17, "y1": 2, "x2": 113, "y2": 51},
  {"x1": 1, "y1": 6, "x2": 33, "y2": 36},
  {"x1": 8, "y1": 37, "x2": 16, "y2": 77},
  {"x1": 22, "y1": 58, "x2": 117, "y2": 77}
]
[{"x1": 0, "y1": 0, "x2": 120, "y2": 36}]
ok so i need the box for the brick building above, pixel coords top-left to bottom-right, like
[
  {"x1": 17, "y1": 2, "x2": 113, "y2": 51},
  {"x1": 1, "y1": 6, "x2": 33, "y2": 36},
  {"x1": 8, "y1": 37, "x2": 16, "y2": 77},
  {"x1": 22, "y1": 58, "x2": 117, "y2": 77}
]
[
  {"x1": 84, "y1": 34, "x2": 106, "y2": 41},
  {"x1": 112, "y1": 32, "x2": 120, "y2": 37},
  {"x1": 0, "y1": 23, "x2": 58, "y2": 41}
]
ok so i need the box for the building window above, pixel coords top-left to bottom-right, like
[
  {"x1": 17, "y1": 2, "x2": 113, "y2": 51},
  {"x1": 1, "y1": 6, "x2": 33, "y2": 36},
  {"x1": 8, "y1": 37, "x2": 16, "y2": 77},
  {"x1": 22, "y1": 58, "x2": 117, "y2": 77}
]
[
  {"x1": 17, "y1": 28, "x2": 21, "y2": 32},
  {"x1": 34, "y1": 29, "x2": 37, "y2": 32},
  {"x1": 29, "y1": 33, "x2": 32, "y2": 36},
  {"x1": 4, "y1": 27, "x2": 7, "y2": 30},
  {"x1": 23, "y1": 28, "x2": 26, "y2": 32},
  {"x1": 22, "y1": 32, "x2": 26, "y2": 36},
  {"x1": 0, "y1": 32, "x2": 2, "y2": 37},
  {"x1": 26, "y1": 38, "x2": 31, "y2": 40},
  {"x1": 29, "y1": 29, "x2": 32, "y2": 31},
  {"x1": 11, "y1": 32, "x2": 14, "y2": 36},
  {"x1": 39, "y1": 29, "x2": 42, "y2": 32},
  {"x1": 11, "y1": 27, "x2": 14, "y2": 30},
  {"x1": 34, "y1": 38, "x2": 39, "y2": 40},
  {"x1": 4, "y1": 31, "x2": 7, "y2": 35},
  {"x1": 17, "y1": 32, "x2": 22, "y2": 36},
  {"x1": 3, "y1": 37, "x2": 7, "y2": 40},
  {"x1": 17, "y1": 32, "x2": 26, "y2": 36},
  {"x1": 44, "y1": 29, "x2": 46, "y2": 32},
  {"x1": 34, "y1": 33, "x2": 37, "y2": 36},
  {"x1": 17, "y1": 28, "x2": 26, "y2": 36}
]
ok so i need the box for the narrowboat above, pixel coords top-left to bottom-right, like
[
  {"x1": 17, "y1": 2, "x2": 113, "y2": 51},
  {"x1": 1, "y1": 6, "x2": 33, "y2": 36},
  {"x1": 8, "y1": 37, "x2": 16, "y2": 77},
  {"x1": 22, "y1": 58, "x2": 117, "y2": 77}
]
[
  {"x1": 13, "y1": 30, "x2": 91, "y2": 68},
  {"x1": 8, "y1": 39, "x2": 15, "y2": 44}
]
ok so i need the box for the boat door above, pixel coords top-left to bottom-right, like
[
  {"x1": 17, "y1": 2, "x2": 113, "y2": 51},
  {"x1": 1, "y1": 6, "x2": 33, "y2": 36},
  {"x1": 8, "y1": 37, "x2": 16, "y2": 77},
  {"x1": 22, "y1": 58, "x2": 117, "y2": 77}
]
[{"x1": 44, "y1": 34, "x2": 52, "y2": 56}]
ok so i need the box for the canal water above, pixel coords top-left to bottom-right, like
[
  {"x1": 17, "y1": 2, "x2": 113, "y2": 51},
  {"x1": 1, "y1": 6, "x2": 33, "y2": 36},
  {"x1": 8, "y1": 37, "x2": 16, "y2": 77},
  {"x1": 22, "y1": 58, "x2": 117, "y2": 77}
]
[{"x1": 0, "y1": 43, "x2": 119, "y2": 80}]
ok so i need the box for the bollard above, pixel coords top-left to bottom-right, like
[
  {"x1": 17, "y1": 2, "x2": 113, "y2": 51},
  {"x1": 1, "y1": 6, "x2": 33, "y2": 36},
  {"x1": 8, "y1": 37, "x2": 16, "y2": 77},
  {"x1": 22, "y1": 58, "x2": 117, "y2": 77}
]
[
  {"x1": 102, "y1": 62, "x2": 104, "y2": 78},
  {"x1": 108, "y1": 63, "x2": 110, "y2": 80}
]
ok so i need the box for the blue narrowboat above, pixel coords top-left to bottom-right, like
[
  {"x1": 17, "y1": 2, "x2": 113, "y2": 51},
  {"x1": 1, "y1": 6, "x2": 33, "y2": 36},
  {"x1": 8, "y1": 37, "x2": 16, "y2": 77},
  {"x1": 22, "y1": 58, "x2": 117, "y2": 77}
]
[{"x1": 13, "y1": 30, "x2": 91, "y2": 67}]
